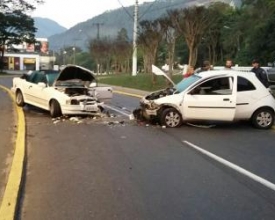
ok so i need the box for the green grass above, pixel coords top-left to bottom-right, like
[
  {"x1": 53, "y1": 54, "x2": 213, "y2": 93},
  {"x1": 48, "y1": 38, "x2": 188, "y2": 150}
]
[{"x1": 98, "y1": 74, "x2": 183, "y2": 91}]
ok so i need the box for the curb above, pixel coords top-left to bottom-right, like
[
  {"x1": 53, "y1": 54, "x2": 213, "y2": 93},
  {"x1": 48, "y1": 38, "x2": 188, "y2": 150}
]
[{"x1": 0, "y1": 86, "x2": 25, "y2": 220}]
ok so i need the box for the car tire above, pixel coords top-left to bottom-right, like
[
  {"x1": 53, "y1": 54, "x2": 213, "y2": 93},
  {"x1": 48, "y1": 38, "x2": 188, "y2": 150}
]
[
  {"x1": 50, "y1": 100, "x2": 62, "y2": 118},
  {"x1": 251, "y1": 108, "x2": 274, "y2": 129},
  {"x1": 15, "y1": 90, "x2": 25, "y2": 107},
  {"x1": 160, "y1": 108, "x2": 182, "y2": 128}
]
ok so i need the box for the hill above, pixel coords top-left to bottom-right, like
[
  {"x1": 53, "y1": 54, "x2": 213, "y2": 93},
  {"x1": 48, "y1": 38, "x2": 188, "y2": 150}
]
[
  {"x1": 34, "y1": 17, "x2": 67, "y2": 38},
  {"x1": 48, "y1": 0, "x2": 242, "y2": 51}
]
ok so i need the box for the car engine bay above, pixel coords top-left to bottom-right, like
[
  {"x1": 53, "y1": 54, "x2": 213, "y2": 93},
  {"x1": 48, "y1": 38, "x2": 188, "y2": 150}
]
[
  {"x1": 56, "y1": 87, "x2": 90, "y2": 97},
  {"x1": 145, "y1": 87, "x2": 177, "y2": 100}
]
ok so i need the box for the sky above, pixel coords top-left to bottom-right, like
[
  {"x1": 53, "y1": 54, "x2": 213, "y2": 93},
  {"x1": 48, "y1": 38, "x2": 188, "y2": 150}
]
[{"x1": 31, "y1": 0, "x2": 154, "y2": 29}]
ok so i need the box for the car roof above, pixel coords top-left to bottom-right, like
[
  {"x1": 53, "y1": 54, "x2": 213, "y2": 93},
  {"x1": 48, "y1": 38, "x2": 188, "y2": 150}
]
[{"x1": 197, "y1": 70, "x2": 254, "y2": 79}]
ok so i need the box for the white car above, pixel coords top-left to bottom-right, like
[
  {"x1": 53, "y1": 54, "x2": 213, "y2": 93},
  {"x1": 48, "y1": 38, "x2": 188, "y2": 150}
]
[
  {"x1": 139, "y1": 66, "x2": 275, "y2": 129},
  {"x1": 11, "y1": 65, "x2": 113, "y2": 118}
]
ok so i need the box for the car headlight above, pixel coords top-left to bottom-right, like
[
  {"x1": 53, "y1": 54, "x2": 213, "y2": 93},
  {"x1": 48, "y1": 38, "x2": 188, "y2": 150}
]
[
  {"x1": 66, "y1": 99, "x2": 80, "y2": 105},
  {"x1": 150, "y1": 101, "x2": 160, "y2": 110}
]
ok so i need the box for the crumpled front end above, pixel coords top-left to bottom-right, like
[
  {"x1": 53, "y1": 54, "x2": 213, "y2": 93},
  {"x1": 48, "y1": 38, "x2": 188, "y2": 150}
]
[
  {"x1": 61, "y1": 95, "x2": 103, "y2": 115},
  {"x1": 140, "y1": 98, "x2": 161, "y2": 119}
]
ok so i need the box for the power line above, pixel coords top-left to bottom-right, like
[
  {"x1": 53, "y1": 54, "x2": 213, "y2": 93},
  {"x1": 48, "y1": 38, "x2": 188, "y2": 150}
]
[
  {"x1": 117, "y1": 0, "x2": 134, "y2": 21},
  {"x1": 140, "y1": 1, "x2": 188, "y2": 19},
  {"x1": 139, "y1": 0, "x2": 158, "y2": 20}
]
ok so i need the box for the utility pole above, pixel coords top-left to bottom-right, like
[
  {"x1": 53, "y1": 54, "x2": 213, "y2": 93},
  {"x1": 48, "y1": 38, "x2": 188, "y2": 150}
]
[
  {"x1": 132, "y1": 0, "x2": 138, "y2": 76},
  {"x1": 93, "y1": 23, "x2": 104, "y2": 40}
]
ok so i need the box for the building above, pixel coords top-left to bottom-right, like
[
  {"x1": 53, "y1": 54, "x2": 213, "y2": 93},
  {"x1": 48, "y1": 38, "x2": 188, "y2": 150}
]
[{"x1": 2, "y1": 38, "x2": 56, "y2": 71}]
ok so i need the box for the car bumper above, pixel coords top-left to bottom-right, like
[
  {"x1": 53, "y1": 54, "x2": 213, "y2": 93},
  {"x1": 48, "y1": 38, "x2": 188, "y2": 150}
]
[{"x1": 61, "y1": 103, "x2": 102, "y2": 115}]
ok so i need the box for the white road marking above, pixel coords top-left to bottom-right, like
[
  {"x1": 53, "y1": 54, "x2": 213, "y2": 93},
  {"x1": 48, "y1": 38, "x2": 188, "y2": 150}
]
[
  {"x1": 104, "y1": 104, "x2": 131, "y2": 117},
  {"x1": 183, "y1": 140, "x2": 275, "y2": 191}
]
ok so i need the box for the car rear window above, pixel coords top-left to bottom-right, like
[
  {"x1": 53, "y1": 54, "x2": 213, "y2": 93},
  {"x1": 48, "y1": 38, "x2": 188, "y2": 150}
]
[{"x1": 237, "y1": 76, "x2": 256, "y2": 91}]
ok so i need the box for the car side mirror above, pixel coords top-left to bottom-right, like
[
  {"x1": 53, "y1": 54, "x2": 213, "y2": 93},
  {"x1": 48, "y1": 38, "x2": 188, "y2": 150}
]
[{"x1": 38, "y1": 82, "x2": 46, "y2": 88}]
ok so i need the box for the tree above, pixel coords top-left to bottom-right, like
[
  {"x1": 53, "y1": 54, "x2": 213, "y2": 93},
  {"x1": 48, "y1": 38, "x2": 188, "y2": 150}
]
[
  {"x1": 0, "y1": 10, "x2": 36, "y2": 70},
  {"x1": 237, "y1": 0, "x2": 275, "y2": 64},
  {"x1": 0, "y1": 0, "x2": 43, "y2": 12},
  {"x1": 0, "y1": 0, "x2": 43, "y2": 70},
  {"x1": 112, "y1": 28, "x2": 132, "y2": 73},
  {"x1": 169, "y1": 6, "x2": 218, "y2": 66},
  {"x1": 138, "y1": 19, "x2": 164, "y2": 83},
  {"x1": 89, "y1": 37, "x2": 113, "y2": 73},
  {"x1": 202, "y1": 2, "x2": 234, "y2": 65},
  {"x1": 159, "y1": 16, "x2": 180, "y2": 80}
]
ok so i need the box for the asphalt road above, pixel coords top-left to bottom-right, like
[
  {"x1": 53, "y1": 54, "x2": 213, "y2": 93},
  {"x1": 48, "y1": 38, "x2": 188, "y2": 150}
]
[
  {"x1": 0, "y1": 85, "x2": 15, "y2": 202},
  {"x1": 1, "y1": 76, "x2": 275, "y2": 220}
]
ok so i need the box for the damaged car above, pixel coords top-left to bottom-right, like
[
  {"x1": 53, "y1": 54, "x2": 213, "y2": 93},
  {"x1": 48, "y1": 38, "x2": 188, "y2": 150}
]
[
  {"x1": 11, "y1": 65, "x2": 113, "y2": 118},
  {"x1": 139, "y1": 65, "x2": 275, "y2": 129}
]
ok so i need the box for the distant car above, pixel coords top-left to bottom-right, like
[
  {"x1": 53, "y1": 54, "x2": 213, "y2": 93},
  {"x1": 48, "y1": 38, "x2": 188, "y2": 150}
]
[
  {"x1": 11, "y1": 65, "x2": 113, "y2": 118},
  {"x1": 139, "y1": 66, "x2": 275, "y2": 129}
]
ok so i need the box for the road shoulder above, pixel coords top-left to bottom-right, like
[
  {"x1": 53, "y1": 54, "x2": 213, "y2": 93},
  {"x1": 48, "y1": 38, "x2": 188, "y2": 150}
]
[{"x1": 0, "y1": 85, "x2": 26, "y2": 220}]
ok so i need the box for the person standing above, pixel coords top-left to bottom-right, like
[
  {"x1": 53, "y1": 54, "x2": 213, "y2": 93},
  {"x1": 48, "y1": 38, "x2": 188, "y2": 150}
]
[
  {"x1": 184, "y1": 65, "x2": 195, "y2": 78},
  {"x1": 251, "y1": 59, "x2": 269, "y2": 88},
  {"x1": 225, "y1": 59, "x2": 233, "y2": 69},
  {"x1": 197, "y1": 60, "x2": 212, "y2": 73}
]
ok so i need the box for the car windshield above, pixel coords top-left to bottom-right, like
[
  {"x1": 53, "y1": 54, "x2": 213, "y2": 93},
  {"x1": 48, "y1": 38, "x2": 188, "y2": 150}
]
[
  {"x1": 175, "y1": 74, "x2": 201, "y2": 92},
  {"x1": 46, "y1": 72, "x2": 59, "y2": 86}
]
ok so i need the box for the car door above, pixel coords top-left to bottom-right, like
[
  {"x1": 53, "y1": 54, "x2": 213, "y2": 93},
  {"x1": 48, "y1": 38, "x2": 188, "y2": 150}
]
[
  {"x1": 27, "y1": 72, "x2": 48, "y2": 108},
  {"x1": 182, "y1": 76, "x2": 237, "y2": 121},
  {"x1": 89, "y1": 86, "x2": 113, "y2": 103},
  {"x1": 21, "y1": 71, "x2": 38, "y2": 103}
]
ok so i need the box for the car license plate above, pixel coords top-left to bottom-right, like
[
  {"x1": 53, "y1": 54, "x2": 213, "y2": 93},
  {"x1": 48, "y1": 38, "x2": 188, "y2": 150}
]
[{"x1": 85, "y1": 105, "x2": 98, "y2": 112}]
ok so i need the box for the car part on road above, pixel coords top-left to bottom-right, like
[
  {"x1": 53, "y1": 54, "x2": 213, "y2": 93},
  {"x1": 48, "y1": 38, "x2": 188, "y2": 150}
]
[{"x1": 251, "y1": 108, "x2": 275, "y2": 129}]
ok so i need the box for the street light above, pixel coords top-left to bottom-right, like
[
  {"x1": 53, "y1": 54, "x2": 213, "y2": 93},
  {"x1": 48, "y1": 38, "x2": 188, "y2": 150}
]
[
  {"x1": 63, "y1": 50, "x2": 67, "y2": 65},
  {"x1": 72, "y1": 47, "x2": 76, "y2": 64}
]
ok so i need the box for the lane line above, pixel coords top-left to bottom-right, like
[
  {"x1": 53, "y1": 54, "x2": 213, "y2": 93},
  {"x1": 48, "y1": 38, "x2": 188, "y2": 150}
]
[
  {"x1": 0, "y1": 86, "x2": 25, "y2": 220},
  {"x1": 113, "y1": 90, "x2": 143, "y2": 99},
  {"x1": 103, "y1": 104, "x2": 131, "y2": 117},
  {"x1": 183, "y1": 140, "x2": 275, "y2": 191}
]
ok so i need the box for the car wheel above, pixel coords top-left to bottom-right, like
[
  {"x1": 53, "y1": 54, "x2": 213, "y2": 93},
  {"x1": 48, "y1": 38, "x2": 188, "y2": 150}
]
[
  {"x1": 251, "y1": 108, "x2": 274, "y2": 129},
  {"x1": 16, "y1": 90, "x2": 25, "y2": 107},
  {"x1": 161, "y1": 108, "x2": 182, "y2": 128},
  {"x1": 50, "y1": 100, "x2": 62, "y2": 118}
]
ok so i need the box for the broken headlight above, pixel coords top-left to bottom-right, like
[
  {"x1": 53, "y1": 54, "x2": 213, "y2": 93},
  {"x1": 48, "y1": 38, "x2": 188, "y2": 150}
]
[
  {"x1": 149, "y1": 101, "x2": 160, "y2": 110},
  {"x1": 66, "y1": 99, "x2": 80, "y2": 105}
]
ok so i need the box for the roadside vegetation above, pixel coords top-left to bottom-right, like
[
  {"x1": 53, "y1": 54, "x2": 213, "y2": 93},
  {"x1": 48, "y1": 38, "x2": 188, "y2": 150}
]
[
  {"x1": 70, "y1": 0, "x2": 275, "y2": 84},
  {"x1": 98, "y1": 74, "x2": 183, "y2": 91}
]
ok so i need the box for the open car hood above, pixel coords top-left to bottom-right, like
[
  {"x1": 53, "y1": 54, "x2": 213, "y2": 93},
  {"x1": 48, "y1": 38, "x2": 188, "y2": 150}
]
[
  {"x1": 152, "y1": 65, "x2": 176, "y2": 87},
  {"x1": 53, "y1": 65, "x2": 96, "y2": 87}
]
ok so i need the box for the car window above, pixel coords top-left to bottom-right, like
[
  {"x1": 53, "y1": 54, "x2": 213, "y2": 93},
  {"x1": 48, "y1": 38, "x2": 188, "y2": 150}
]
[
  {"x1": 31, "y1": 73, "x2": 47, "y2": 84},
  {"x1": 237, "y1": 76, "x2": 256, "y2": 92},
  {"x1": 25, "y1": 71, "x2": 38, "y2": 82},
  {"x1": 191, "y1": 77, "x2": 232, "y2": 95}
]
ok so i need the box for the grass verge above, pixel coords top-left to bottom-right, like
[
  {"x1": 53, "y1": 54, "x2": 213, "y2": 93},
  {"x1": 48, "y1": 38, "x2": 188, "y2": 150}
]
[{"x1": 98, "y1": 74, "x2": 183, "y2": 91}]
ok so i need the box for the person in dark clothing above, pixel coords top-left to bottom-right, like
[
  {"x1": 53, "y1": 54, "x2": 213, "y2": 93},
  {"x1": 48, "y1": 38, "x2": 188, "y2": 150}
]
[
  {"x1": 251, "y1": 59, "x2": 269, "y2": 88},
  {"x1": 197, "y1": 60, "x2": 212, "y2": 73}
]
